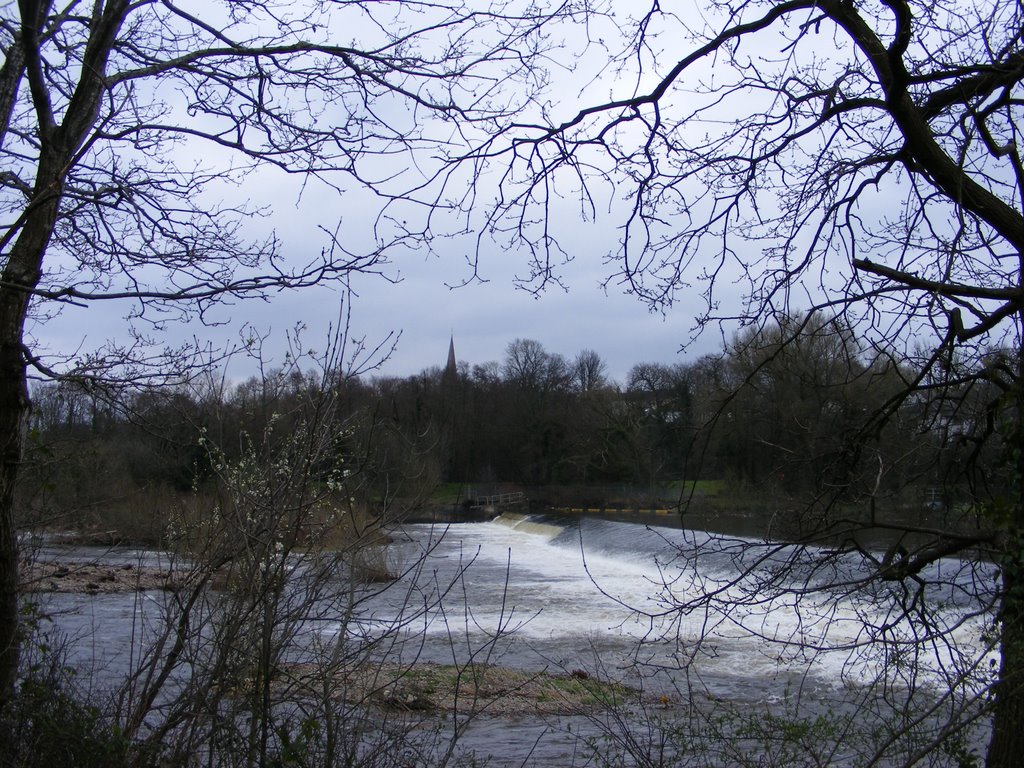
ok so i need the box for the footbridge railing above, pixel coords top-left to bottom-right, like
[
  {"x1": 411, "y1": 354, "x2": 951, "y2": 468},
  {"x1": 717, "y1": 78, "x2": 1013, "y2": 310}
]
[{"x1": 476, "y1": 491, "x2": 526, "y2": 507}]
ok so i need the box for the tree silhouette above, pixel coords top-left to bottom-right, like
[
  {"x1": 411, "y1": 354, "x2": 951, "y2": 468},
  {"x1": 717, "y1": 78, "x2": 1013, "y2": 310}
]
[
  {"x1": 0, "y1": 0, "x2": 584, "y2": 707},
  {"x1": 471, "y1": 1, "x2": 1024, "y2": 764}
]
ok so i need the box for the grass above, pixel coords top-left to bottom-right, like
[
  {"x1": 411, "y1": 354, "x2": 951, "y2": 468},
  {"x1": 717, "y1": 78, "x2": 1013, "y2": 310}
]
[
  {"x1": 661, "y1": 479, "x2": 724, "y2": 497},
  {"x1": 428, "y1": 483, "x2": 474, "y2": 504}
]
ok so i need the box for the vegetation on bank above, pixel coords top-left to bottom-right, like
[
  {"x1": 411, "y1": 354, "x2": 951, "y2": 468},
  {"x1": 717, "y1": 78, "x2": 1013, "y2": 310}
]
[
  {"x1": 17, "y1": 315, "x2": 985, "y2": 546},
  {"x1": 2, "y1": 313, "x2": 993, "y2": 766},
  {"x1": 2, "y1": 0, "x2": 1022, "y2": 763},
  {"x1": 290, "y1": 662, "x2": 643, "y2": 718}
]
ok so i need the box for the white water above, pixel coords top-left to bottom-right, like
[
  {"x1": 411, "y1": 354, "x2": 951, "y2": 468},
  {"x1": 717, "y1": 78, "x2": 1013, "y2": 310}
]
[
  {"x1": 340, "y1": 515, "x2": 996, "y2": 701},
  {"x1": 30, "y1": 516, "x2": 997, "y2": 765}
]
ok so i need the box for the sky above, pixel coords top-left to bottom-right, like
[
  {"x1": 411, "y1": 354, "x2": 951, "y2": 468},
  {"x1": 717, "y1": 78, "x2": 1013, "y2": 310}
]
[
  {"x1": 326, "y1": 244, "x2": 725, "y2": 383},
  {"x1": 28, "y1": 0, "x2": 742, "y2": 388},
  {"x1": 25, "y1": 0, "x2": 1012, "y2": 393},
  {"x1": 34, "y1": 178, "x2": 728, "y2": 387}
]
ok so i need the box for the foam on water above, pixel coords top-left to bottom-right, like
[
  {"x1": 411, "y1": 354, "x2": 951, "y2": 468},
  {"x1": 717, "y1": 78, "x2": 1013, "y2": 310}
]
[
  {"x1": 493, "y1": 512, "x2": 567, "y2": 540},
  {"x1": 351, "y1": 516, "x2": 996, "y2": 694},
  {"x1": 37, "y1": 519, "x2": 994, "y2": 705},
  {"x1": 36, "y1": 519, "x2": 996, "y2": 765}
]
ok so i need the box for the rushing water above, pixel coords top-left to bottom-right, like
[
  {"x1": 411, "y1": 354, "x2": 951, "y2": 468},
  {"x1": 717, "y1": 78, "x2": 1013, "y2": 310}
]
[
  {"x1": 30, "y1": 515, "x2": 996, "y2": 765},
  {"x1": 362, "y1": 516, "x2": 994, "y2": 692}
]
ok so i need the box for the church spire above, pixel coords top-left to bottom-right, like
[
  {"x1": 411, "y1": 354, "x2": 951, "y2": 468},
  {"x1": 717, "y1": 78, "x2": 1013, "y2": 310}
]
[{"x1": 445, "y1": 334, "x2": 457, "y2": 378}]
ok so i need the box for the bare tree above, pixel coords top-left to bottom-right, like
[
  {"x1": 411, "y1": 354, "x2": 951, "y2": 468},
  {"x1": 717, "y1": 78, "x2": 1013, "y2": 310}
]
[
  {"x1": 572, "y1": 348, "x2": 608, "y2": 393},
  {"x1": 468, "y1": 1, "x2": 1024, "y2": 764},
  {"x1": 502, "y1": 337, "x2": 571, "y2": 393},
  {"x1": 0, "y1": 0, "x2": 588, "y2": 708}
]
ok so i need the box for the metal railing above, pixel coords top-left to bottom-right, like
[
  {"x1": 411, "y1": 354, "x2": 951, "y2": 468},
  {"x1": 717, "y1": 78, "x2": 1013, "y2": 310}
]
[{"x1": 475, "y1": 491, "x2": 525, "y2": 507}]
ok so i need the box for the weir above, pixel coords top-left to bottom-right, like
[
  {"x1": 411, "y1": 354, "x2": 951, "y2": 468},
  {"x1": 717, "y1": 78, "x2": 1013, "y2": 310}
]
[
  {"x1": 35, "y1": 514, "x2": 997, "y2": 766},
  {"x1": 473, "y1": 490, "x2": 527, "y2": 515},
  {"x1": 492, "y1": 512, "x2": 563, "y2": 538}
]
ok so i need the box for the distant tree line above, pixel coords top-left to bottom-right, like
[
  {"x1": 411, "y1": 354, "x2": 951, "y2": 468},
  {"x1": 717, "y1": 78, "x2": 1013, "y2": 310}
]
[
  {"x1": 381, "y1": 315, "x2": 1001, "y2": 509},
  {"x1": 18, "y1": 314, "x2": 1002, "y2": 535}
]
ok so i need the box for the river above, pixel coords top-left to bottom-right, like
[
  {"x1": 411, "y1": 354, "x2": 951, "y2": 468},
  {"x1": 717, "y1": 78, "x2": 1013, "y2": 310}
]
[{"x1": 29, "y1": 514, "x2": 995, "y2": 766}]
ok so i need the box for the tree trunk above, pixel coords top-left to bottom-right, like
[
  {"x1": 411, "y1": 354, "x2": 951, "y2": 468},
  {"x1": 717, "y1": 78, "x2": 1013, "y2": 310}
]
[
  {"x1": 0, "y1": 0, "x2": 125, "y2": 706},
  {"x1": 0, "y1": 162, "x2": 64, "y2": 708},
  {"x1": 987, "y1": 558, "x2": 1024, "y2": 767},
  {"x1": 0, "y1": 266, "x2": 33, "y2": 710},
  {"x1": 0, "y1": 374, "x2": 24, "y2": 711},
  {"x1": 985, "y1": 347, "x2": 1024, "y2": 767}
]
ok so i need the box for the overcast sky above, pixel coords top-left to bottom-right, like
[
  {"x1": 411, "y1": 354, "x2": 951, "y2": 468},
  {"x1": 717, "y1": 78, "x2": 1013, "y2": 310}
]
[
  {"x1": 340, "y1": 248, "x2": 728, "y2": 384},
  {"x1": 34, "y1": 180, "x2": 731, "y2": 386},
  {"x1": 28, "y1": 1, "x2": 749, "y2": 387}
]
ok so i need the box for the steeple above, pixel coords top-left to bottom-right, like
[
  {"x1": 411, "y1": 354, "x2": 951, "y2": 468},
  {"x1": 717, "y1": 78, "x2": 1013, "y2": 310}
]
[{"x1": 445, "y1": 334, "x2": 457, "y2": 378}]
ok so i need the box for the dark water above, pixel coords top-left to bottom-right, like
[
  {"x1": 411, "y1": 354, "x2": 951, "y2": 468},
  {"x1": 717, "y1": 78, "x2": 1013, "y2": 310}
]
[{"x1": 27, "y1": 516, "x2": 995, "y2": 765}]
